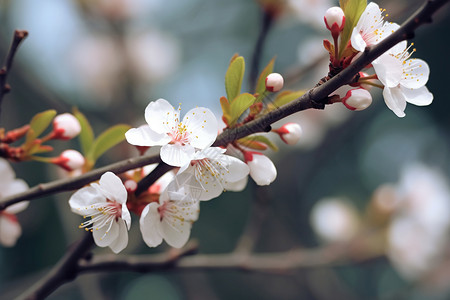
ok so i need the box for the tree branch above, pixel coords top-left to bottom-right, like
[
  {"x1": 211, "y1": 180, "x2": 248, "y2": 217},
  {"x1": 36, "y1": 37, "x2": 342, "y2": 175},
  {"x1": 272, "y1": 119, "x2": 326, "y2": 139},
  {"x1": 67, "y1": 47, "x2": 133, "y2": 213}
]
[
  {"x1": 18, "y1": 233, "x2": 95, "y2": 300},
  {"x1": 0, "y1": 30, "x2": 28, "y2": 117},
  {"x1": 0, "y1": 154, "x2": 161, "y2": 211},
  {"x1": 214, "y1": 0, "x2": 449, "y2": 147}
]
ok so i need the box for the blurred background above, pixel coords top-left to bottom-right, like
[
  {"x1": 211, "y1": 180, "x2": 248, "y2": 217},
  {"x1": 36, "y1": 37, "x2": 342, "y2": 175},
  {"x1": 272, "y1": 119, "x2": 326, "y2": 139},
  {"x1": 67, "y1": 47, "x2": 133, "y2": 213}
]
[{"x1": 1, "y1": 0, "x2": 450, "y2": 299}]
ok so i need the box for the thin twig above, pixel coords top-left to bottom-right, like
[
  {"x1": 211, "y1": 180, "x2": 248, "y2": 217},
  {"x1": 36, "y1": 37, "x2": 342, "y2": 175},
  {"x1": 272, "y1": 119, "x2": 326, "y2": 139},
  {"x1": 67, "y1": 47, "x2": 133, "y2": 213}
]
[
  {"x1": 0, "y1": 30, "x2": 28, "y2": 117},
  {"x1": 0, "y1": 154, "x2": 161, "y2": 210},
  {"x1": 18, "y1": 233, "x2": 95, "y2": 300}
]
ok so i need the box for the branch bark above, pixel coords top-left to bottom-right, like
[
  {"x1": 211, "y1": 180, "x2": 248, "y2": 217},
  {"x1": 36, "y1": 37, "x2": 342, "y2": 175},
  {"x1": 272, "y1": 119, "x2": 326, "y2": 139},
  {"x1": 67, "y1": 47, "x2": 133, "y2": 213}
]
[{"x1": 0, "y1": 30, "x2": 28, "y2": 118}]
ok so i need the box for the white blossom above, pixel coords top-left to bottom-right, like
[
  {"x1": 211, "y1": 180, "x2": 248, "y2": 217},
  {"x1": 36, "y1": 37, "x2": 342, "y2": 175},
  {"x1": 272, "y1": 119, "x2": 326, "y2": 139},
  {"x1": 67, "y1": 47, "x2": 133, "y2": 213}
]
[
  {"x1": 126, "y1": 99, "x2": 218, "y2": 167},
  {"x1": 140, "y1": 183, "x2": 199, "y2": 248},
  {"x1": 69, "y1": 172, "x2": 131, "y2": 253},
  {"x1": 0, "y1": 158, "x2": 29, "y2": 247},
  {"x1": 244, "y1": 152, "x2": 277, "y2": 186},
  {"x1": 176, "y1": 147, "x2": 250, "y2": 201}
]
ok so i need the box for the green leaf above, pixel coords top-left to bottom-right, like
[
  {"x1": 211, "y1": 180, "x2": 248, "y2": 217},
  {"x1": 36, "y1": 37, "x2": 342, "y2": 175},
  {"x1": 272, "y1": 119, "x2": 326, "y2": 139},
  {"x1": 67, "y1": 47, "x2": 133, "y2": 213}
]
[
  {"x1": 225, "y1": 56, "x2": 245, "y2": 103},
  {"x1": 246, "y1": 134, "x2": 278, "y2": 151},
  {"x1": 25, "y1": 110, "x2": 57, "y2": 145},
  {"x1": 266, "y1": 90, "x2": 306, "y2": 112},
  {"x1": 220, "y1": 96, "x2": 232, "y2": 126},
  {"x1": 72, "y1": 108, "x2": 94, "y2": 156},
  {"x1": 87, "y1": 124, "x2": 131, "y2": 163},
  {"x1": 254, "y1": 57, "x2": 275, "y2": 97},
  {"x1": 229, "y1": 93, "x2": 256, "y2": 127},
  {"x1": 339, "y1": 0, "x2": 367, "y2": 56}
]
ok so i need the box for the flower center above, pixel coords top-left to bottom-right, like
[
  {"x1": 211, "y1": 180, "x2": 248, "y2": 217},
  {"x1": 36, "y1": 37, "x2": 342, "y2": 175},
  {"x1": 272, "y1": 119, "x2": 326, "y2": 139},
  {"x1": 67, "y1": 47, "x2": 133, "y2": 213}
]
[
  {"x1": 168, "y1": 122, "x2": 190, "y2": 145},
  {"x1": 78, "y1": 200, "x2": 122, "y2": 237}
]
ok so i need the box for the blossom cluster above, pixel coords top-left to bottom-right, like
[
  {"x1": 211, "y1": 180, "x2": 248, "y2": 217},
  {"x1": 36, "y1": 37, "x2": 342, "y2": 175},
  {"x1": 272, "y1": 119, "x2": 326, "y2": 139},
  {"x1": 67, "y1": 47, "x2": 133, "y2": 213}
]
[
  {"x1": 324, "y1": 2, "x2": 433, "y2": 117},
  {"x1": 69, "y1": 97, "x2": 301, "y2": 252}
]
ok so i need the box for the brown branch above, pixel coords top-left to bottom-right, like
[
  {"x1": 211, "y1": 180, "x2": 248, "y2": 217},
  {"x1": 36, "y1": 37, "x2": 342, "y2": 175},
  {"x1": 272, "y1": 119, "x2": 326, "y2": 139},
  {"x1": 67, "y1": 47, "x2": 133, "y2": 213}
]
[
  {"x1": 18, "y1": 233, "x2": 95, "y2": 300},
  {"x1": 77, "y1": 243, "x2": 369, "y2": 274},
  {"x1": 0, "y1": 30, "x2": 28, "y2": 117},
  {"x1": 0, "y1": 154, "x2": 161, "y2": 211},
  {"x1": 214, "y1": 0, "x2": 450, "y2": 147}
]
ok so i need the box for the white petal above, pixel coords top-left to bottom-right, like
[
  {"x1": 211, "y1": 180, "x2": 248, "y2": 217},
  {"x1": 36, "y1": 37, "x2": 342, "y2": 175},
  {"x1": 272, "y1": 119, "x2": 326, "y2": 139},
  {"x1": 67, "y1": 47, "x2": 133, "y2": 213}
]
[
  {"x1": 0, "y1": 158, "x2": 15, "y2": 183},
  {"x1": 93, "y1": 219, "x2": 119, "y2": 247},
  {"x1": 160, "y1": 143, "x2": 195, "y2": 167},
  {"x1": 121, "y1": 203, "x2": 132, "y2": 229},
  {"x1": 248, "y1": 154, "x2": 277, "y2": 186},
  {"x1": 159, "y1": 213, "x2": 191, "y2": 248},
  {"x1": 0, "y1": 215, "x2": 22, "y2": 247},
  {"x1": 223, "y1": 156, "x2": 250, "y2": 183},
  {"x1": 125, "y1": 125, "x2": 169, "y2": 146},
  {"x1": 373, "y1": 54, "x2": 403, "y2": 87},
  {"x1": 350, "y1": 29, "x2": 367, "y2": 52},
  {"x1": 108, "y1": 220, "x2": 128, "y2": 253},
  {"x1": 140, "y1": 203, "x2": 163, "y2": 248},
  {"x1": 401, "y1": 85, "x2": 433, "y2": 106},
  {"x1": 1, "y1": 179, "x2": 28, "y2": 199},
  {"x1": 144, "y1": 98, "x2": 178, "y2": 134},
  {"x1": 400, "y1": 59, "x2": 430, "y2": 89},
  {"x1": 69, "y1": 186, "x2": 105, "y2": 216},
  {"x1": 183, "y1": 107, "x2": 218, "y2": 149},
  {"x1": 5, "y1": 201, "x2": 29, "y2": 215},
  {"x1": 383, "y1": 86, "x2": 406, "y2": 118},
  {"x1": 224, "y1": 176, "x2": 248, "y2": 192},
  {"x1": 98, "y1": 172, "x2": 127, "y2": 204}
]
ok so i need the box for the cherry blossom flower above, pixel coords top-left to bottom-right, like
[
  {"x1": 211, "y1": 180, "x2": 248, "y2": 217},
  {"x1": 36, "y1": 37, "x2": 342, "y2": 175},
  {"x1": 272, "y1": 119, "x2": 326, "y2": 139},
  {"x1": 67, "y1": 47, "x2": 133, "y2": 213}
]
[
  {"x1": 386, "y1": 164, "x2": 450, "y2": 280},
  {"x1": 310, "y1": 197, "x2": 360, "y2": 243},
  {"x1": 351, "y1": 2, "x2": 401, "y2": 52},
  {"x1": 69, "y1": 172, "x2": 131, "y2": 253},
  {"x1": 176, "y1": 147, "x2": 250, "y2": 201},
  {"x1": 126, "y1": 98, "x2": 218, "y2": 167},
  {"x1": 0, "y1": 158, "x2": 29, "y2": 247},
  {"x1": 373, "y1": 45, "x2": 433, "y2": 117},
  {"x1": 244, "y1": 152, "x2": 277, "y2": 186},
  {"x1": 140, "y1": 183, "x2": 199, "y2": 248}
]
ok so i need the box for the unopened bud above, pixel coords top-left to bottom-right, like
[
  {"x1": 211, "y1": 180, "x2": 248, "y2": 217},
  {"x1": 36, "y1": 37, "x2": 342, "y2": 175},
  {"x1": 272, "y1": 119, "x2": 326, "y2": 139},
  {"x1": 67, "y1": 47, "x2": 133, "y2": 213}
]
[
  {"x1": 274, "y1": 123, "x2": 302, "y2": 145},
  {"x1": 124, "y1": 179, "x2": 138, "y2": 193},
  {"x1": 243, "y1": 151, "x2": 277, "y2": 185},
  {"x1": 265, "y1": 73, "x2": 284, "y2": 92},
  {"x1": 324, "y1": 7, "x2": 345, "y2": 36},
  {"x1": 342, "y1": 88, "x2": 372, "y2": 111},
  {"x1": 52, "y1": 113, "x2": 81, "y2": 140},
  {"x1": 52, "y1": 149, "x2": 85, "y2": 171}
]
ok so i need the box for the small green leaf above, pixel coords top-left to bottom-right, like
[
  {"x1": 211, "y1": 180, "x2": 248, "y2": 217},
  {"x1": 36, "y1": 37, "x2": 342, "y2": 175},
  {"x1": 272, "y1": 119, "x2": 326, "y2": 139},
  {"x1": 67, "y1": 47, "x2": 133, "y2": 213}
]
[
  {"x1": 72, "y1": 108, "x2": 94, "y2": 156},
  {"x1": 220, "y1": 96, "x2": 231, "y2": 125},
  {"x1": 229, "y1": 93, "x2": 256, "y2": 127},
  {"x1": 267, "y1": 90, "x2": 306, "y2": 112},
  {"x1": 339, "y1": 0, "x2": 367, "y2": 56},
  {"x1": 87, "y1": 124, "x2": 131, "y2": 163},
  {"x1": 246, "y1": 135, "x2": 278, "y2": 151},
  {"x1": 225, "y1": 56, "x2": 245, "y2": 102},
  {"x1": 25, "y1": 110, "x2": 57, "y2": 145},
  {"x1": 254, "y1": 57, "x2": 275, "y2": 97}
]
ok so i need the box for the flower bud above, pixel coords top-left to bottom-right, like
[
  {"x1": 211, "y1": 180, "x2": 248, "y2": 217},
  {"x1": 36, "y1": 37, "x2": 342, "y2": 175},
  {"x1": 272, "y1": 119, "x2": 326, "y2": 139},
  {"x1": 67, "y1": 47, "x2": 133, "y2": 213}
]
[
  {"x1": 342, "y1": 88, "x2": 372, "y2": 111},
  {"x1": 265, "y1": 73, "x2": 284, "y2": 92},
  {"x1": 243, "y1": 151, "x2": 277, "y2": 185},
  {"x1": 124, "y1": 179, "x2": 138, "y2": 193},
  {"x1": 52, "y1": 113, "x2": 81, "y2": 140},
  {"x1": 324, "y1": 7, "x2": 345, "y2": 35},
  {"x1": 52, "y1": 149, "x2": 85, "y2": 171},
  {"x1": 273, "y1": 122, "x2": 302, "y2": 145}
]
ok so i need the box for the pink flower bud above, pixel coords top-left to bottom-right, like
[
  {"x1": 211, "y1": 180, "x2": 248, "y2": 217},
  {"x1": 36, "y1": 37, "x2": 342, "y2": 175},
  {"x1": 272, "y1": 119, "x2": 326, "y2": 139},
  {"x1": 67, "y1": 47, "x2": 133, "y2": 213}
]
[
  {"x1": 124, "y1": 179, "x2": 138, "y2": 193},
  {"x1": 342, "y1": 88, "x2": 372, "y2": 111},
  {"x1": 274, "y1": 123, "x2": 302, "y2": 145},
  {"x1": 52, "y1": 113, "x2": 81, "y2": 140},
  {"x1": 244, "y1": 151, "x2": 277, "y2": 185},
  {"x1": 265, "y1": 73, "x2": 284, "y2": 92},
  {"x1": 52, "y1": 149, "x2": 85, "y2": 171},
  {"x1": 324, "y1": 7, "x2": 345, "y2": 34}
]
